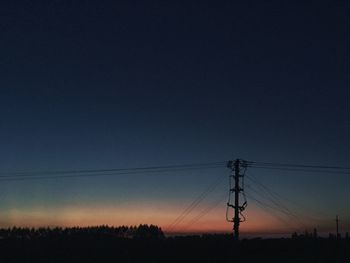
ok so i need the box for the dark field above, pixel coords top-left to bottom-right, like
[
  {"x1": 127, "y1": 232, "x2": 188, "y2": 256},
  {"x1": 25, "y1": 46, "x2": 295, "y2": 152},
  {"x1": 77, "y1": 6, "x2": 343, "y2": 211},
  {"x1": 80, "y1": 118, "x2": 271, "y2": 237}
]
[{"x1": 0, "y1": 226, "x2": 349, "y2": 263}]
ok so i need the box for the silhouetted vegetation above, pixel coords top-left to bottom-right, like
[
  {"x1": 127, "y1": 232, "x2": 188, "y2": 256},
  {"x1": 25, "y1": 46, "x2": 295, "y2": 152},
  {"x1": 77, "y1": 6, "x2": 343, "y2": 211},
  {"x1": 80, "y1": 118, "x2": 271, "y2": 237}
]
[
  {"x1": 0, "y1": 225, "x2": 349, "y2": 262},
  {"x1": 0, "y1": 224, "x2": 164, "y2": 240}
]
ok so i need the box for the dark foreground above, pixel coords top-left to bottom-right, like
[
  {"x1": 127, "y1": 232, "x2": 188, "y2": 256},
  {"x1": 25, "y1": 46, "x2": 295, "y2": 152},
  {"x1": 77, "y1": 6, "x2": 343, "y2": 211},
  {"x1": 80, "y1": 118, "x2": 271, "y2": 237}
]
[{"x1": 0, "y1": 227, "x2": 349, "y2": 263}]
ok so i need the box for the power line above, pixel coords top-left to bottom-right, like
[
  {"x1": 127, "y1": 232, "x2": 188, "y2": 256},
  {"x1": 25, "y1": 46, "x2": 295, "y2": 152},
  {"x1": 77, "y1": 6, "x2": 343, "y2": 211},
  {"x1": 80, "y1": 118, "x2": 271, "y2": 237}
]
[
  {"x1": 248, "y1": 166, "x2": 350, "y2": 175},
  {"x1": 0, "y1": 163, "x2": 225, "y2": 182},
  {"x1": 246, "y1": 172, "x2": 331, "y2": 219},
  {"x1": 2, "y1": 159, "x2": 350, "y2": 181},
  {"x1": 245, "y1": 183, "x2": 307, "y2": 229},
  {"x1": 181, "y1": 192, "x2": 228, "y2": 232},
  {"x1": 225, "y1": 159, "x2": 248, "y2": 240},
  {"x1": 166, "y1": 174, "x2": 226, "y2": 232},
  {"x1": 1, "y1": 157, "x2": 348, "y2": 235},
  {"x1": 245, "y1": 192, "x2": 301, "y2": 233},
  {"x1": 0, "y1": 161, "x2": 225, "y2": 176},
  {"x1": 246, "y1": 174, "x2": 301, "y2": 218},
  {"x1": 246, "y1": 161, "x2": 350, "y2": 170}
]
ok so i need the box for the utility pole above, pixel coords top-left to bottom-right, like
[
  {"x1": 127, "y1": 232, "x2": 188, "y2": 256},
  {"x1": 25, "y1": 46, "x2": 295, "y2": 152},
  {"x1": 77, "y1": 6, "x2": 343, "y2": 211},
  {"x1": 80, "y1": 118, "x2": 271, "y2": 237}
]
[{"x1": 227, "y1": 159, "x2": 247, "y2": 241}]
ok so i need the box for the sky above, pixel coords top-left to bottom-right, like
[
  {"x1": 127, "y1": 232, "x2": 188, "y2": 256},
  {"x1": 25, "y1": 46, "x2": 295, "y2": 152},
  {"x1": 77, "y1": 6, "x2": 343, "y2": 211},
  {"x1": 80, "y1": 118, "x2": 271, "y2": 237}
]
[{"x1": 0, "y1": 0, "x2": 350, "y2": 236}]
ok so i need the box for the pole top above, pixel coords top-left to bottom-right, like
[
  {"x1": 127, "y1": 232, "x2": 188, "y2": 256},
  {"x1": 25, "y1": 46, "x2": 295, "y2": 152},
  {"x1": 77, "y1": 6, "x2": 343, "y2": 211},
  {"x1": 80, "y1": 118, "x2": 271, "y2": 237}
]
[{"x1": 227, "y1": 159, "x2": 248, "y2": 169}]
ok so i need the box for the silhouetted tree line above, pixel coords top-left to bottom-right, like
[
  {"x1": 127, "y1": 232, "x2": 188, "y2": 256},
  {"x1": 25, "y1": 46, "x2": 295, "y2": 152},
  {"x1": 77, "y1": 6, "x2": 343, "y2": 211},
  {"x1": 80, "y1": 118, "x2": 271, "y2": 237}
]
[{"x1": 0, "y1": 224, "x2": 164, "y2": 240}]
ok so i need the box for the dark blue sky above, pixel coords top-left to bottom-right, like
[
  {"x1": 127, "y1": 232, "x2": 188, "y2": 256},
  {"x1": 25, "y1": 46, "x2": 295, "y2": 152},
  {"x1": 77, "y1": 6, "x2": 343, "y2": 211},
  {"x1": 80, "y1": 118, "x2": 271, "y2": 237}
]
[{"x1": 0, "y1": 0, "x2": 349, "y2": 234}]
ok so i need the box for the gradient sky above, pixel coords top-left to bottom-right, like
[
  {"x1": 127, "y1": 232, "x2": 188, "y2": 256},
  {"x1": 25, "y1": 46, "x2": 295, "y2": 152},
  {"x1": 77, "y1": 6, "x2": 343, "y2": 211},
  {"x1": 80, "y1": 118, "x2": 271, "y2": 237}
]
[{"x1": 1, "y1": 1, "x2": 350, "y2": 236}]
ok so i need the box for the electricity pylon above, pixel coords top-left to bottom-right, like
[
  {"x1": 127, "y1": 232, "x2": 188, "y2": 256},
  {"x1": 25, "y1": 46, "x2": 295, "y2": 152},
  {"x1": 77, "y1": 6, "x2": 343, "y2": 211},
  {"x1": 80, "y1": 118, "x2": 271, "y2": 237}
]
[{"x1": 226, "y1": 159, "x2": 247, "y2": 241}]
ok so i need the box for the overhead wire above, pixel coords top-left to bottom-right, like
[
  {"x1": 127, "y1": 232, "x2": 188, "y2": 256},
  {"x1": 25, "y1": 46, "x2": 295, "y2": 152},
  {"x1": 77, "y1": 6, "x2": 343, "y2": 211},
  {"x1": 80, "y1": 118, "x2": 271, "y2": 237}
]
[
  {"x1": 245, "y1": 172, "x2": 334, "y2": 230},
  {"x1": 245, "y1": 192, "x2": 301, "y2": 233},
  {"x1": 1, "y1": 159, "x2": 350, "y2": 181},
  {"x1": 166, "y1": 173, "x2": 226, "y2": 232},
  {"x1": 0, "y1": 161, "x2": 225, "y2": 176},
  {"x1": 246, "y1": 172, "x2": 331, "y2": 220},
  {"x1": 245, "y1": 160, "x2": 350, "y2": 176},
  {"x1": 245, "y1": 183, "x2": 307, "y2": 229},
  {"x1": 248, "y1": 165, "x2": 350, "y2": 175},
  {"x1": 0, "y1": 162, "x2": 225, "y2": 182},
  {"x1": 180, "y1": 191, "x2": 228, "y2": 232},
  {"x1": 163, "y1": 159, "x2": 349, "y2": 234},
  {"x1": 246, "y1": 174, "x2": 302, "y2": 218},
  {"x1": 1, "y1": 158, "x2": 347, "y2": 234},
  {"x1": 247, "y1": 161, "x2": 350, "y2": 170}
]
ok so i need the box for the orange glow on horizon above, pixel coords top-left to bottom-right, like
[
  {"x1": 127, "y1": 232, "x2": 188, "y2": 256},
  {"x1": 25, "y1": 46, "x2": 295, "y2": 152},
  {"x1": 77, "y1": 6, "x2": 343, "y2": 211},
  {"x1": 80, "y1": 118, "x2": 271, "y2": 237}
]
[{"x1": 0, "y1": 202, "x2": 310, "y2": 236}]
